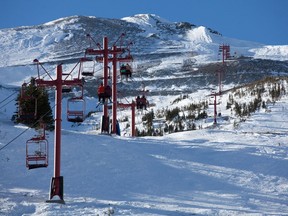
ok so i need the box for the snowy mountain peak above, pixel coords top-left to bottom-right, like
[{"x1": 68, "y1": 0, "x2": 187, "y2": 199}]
[
  {"x1": 122, "y1": 14, "x2": 171, "y2": 26},
  {"x1": 0, "y1": 14, "x2": 287, "y2": 71},
  {"x1": 186, "y1": 26, "x2": 213, "y2": 44},
  {"x1": 42, "y1": 16, "x2": 81, "y2": 27}
]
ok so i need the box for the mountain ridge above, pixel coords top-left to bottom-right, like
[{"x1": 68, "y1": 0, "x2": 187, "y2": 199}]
[
  {"x1": 0, "y1": 14, "x2": 287, "y2": 68},
  {"x1": 0, "y1": 14, "x2": 287, "y2": 92}
]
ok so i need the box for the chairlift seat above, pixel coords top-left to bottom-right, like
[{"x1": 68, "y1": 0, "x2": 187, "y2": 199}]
[
  {"x1": 27, "y1": 164, "x2": 48, "y2": 170},
  {"x1": 26, "y1": 138, "x2": 48, "y2": 169},
  {"x1": 67, "y1": 110, "x2": 84, "y2": 122},
  {"x1": 81, "y1": 71, "x2": 94, "y2": 76},
  {"x1": 62, "y1": 87, "x2": 72, "y2": 93},
  {"x1": 67, "y1": 97, "x2": 85, "y2": 122}
]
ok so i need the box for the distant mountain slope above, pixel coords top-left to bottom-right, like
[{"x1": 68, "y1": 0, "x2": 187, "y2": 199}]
[
  {"x1": 0, "y1": 14, "x2": 287, "y2": 69},
  {"x1": 0, "y1": 14, "x2": 287, "y2": 94}
]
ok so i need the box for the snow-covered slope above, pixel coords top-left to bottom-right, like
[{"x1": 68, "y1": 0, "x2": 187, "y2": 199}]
[{"x1": 0, "y1": 83, "x2": 288, "y2": 215}]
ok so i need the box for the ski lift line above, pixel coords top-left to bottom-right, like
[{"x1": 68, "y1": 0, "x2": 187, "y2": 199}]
[
  {"x1": 0, "y1": 123, "x2": 33, "y2": 152},
  {"x1": 0, "y1": 66, "x2": 52, "y2": 108},
  {"x1": 0, "y1": 96, "x2": 17, "y2": 110},
  {"x1": 0, "y1": 69, "x2": 50, "y2": 109},
  {"x1": 112, "y1": 33, "x2": 125, "y2": 48},
  {"x1": 63, "y1": 60, "x2": 82, "y2": 81},
  {"x1": 117, "y1": 91, "x2": 130, "y2": 104},
  {"x1": 86, "y1": 34, "x2": 102, "y2": 49},
  {"x1": 0, "y1": 91, "x2": 18, "y2": 106},
  {"x1": 0, "y1": 103, "x2": 57, "y2": 152},
  {"x1": 0, "y1": 78, "x2": 43, "y2": 111}
]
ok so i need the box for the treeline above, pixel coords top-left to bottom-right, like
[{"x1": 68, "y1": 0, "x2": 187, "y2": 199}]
[
  {"x1": 228, "y1": 78, "x2": 287, "y2": 117},
  {"x1": 136, "y1": 98, "x2": 208, "y2": 136},
  {"x1": 137, "y1": 77, "x2": 288, "y2": 136}
]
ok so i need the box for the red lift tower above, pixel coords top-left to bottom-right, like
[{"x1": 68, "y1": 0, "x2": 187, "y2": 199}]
[
  {"x1": 85, "y1": 35, "x2": 134, "y2": 135},
  {"x1": 217, "y1": 44, "x2": 230, "y2": 94},
  {"x1": 34, "y1": 59, "x2": 83, "y2": 204},
  {"x1": 213, "y1": 44, "x2": 230, "y2": 124},
  {"x1": 219, "y1": 44, "x2": 230, "y2": 64}
]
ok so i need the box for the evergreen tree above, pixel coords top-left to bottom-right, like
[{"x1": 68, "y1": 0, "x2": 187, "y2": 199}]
[{"x1": 14, "y1": 78, "x2": 54, "y2": 130}]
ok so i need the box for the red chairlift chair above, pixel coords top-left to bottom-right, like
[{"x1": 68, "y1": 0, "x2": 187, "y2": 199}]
[
  {"x1": 66, "y1": 84, "x2": 86, "y2": 122},
  {"x1": 67, "y1": 96, "x2": 86, "y2": 123},
  {"x1": 26, "y1": 126, "x2": 48, "y2": 170},
  {"x1": 62, "y1": 85, "x2": 73, "y2": 93}
]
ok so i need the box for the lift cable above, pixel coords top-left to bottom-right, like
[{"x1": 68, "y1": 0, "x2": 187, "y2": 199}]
[
  {"x1": 0, "y1": 91, "x2": 18, "y2": 106},
  {"x1": 0, "y1": 61, "x2": 83, "y2": 152},
  {"x1": 0, "y1": 103, "x2": 57, "y2": 152},
  {"x1": 0, "y1": 97, "x2": 17, "y2": 110},
  {"x1": 0, "y1": 65, "x2": 54, "y2": 110},
  {"x1": 117, "y1": 91, "x2": 131, "y2": 104}
]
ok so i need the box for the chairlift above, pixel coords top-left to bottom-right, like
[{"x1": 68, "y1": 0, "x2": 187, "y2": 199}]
[
  {"x1": 62, "y1": 85, "x2": 72, "y2": 93},
  {"x1": 81, "y1": 57, "x2": 95, "y2": 77},
  {"x1": 67, "y1": 97, "x2": 86, "y2": 122},
  {"x1": 26, "y1": 125, "x2": 48, "y2": 169},
  {"x1": 135, "y1": 95, "x2": 149, "y2": 110},
  {"x1": 120, "y1": 63, "x2": 133, "y2": 81}
]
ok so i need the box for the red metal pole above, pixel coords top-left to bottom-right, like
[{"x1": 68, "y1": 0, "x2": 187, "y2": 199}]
[
  {"x1": 55, "y1": 65, "x2": 62, "y2": 178},
  {"x1": 47, "y1": 64, "x2": 64, "y2": 203},
  {"x1": 131, "y1": 101, "x2": 135, "y2": 137},
  {"x1": 112, "y1": 46, "x2": 117, "y2": 134},
  {"x1": 100, "y1": 37, "x2": 109, "y2": 133},
  {"x1": 103, "y1": 37, "x2": 108, "y2": 119},
  {"x1": 218, "y1": 69, "x2": 222, "y2": 94}
]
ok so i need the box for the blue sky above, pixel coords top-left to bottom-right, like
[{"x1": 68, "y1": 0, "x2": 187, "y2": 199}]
[{"x1": 1, "y1": 0, "x2": 287, "y2": 45}]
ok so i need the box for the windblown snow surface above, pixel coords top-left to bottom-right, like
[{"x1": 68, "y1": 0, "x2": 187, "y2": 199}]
[{"x1": 0, "y1": 84, "x2": 288, "y2": 215}]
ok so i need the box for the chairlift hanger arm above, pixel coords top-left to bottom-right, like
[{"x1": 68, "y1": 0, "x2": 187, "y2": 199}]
[
  {"x1": 33, "y1": 59, "x2": 54, "y2": 81},
  {"x1": 112, "y1": 33, "x2": 125, "y2": 48},
  {"x1": 124, "y1": 41, "x2": 133, "y2": 56},
  {"x1": 86, "y1": 48, "x2": 104, "y2": 55},
  {"x1": 86, "y1": 34, "x2": 102, "y2": 49},
  {"x1": 117, "y1": 55, "x2": 133, "y2": 63},
  {"x1": 63, "y1": 60, "x2": 82, "y2": 81}
]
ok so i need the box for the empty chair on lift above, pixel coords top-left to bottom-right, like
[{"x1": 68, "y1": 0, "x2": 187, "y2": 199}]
[
  {"x1": 67, "y1": 97, "x2": 85, "y2": 122},
  {"x1": 62, "y1": 85, "x2": 72, "y2": 93},
  {"x1": 26, "y1": 125, "x2": 48, "y2": 169},
  {"x1": 81, "y1": 58, "x2": 95, "y2": 77}
]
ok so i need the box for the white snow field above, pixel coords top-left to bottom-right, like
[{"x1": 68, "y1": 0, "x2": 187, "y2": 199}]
[{"x1": 0, "y1": 85, "x2": 288, "y2": 216}]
